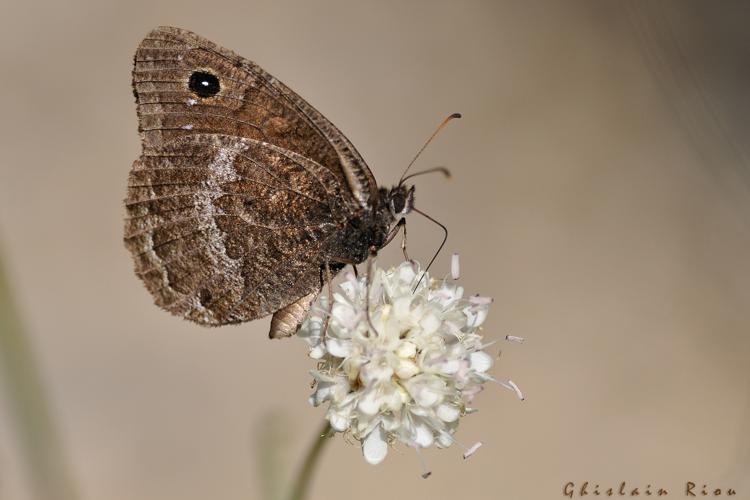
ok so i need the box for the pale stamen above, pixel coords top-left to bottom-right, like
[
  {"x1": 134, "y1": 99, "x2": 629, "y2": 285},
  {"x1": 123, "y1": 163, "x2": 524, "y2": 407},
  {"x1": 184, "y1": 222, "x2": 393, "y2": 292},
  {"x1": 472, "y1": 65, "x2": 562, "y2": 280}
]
[
  {"x1": 414, "y1": 446, "x2": 432, "y2": 479},
  {"x1": 463, "y1": 441, "x2": 483, "y2": 459},
  {"x1": 469, "y1": 295, "x2": 493, "y2": 305},
  {"x1": 484, "y1": 376, "x2": 526, "y2": 401},
  {"x1": 438, "y1": 431, "x2": 483, "y2": 460},
  {"x1": 507, "y1": 380, "x2": 524, "y2": 400},
  {"x1": 478, "y1": 339, "x2": 499, "y2": 350},
  {"x1": 505, "y1": 335, "x2": 525, "y2": 343},
  {"x1": 451, "y1": 253, "x2": 460, "y2": 280}
]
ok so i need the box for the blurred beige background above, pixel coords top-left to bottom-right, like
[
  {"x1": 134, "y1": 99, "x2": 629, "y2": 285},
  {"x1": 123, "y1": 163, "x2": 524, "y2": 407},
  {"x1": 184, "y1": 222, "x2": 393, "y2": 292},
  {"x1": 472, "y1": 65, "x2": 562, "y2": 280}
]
[{"x1": 1, "y1": 1, "x2": 749, "y2": 499}]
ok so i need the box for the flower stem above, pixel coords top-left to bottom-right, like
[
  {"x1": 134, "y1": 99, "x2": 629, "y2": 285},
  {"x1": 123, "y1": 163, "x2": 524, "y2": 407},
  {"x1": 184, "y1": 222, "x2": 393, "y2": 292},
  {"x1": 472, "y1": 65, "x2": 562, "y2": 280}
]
[
  {"x1": 286, "y1": 421, "x2": 332, "y2": 500},
  {"x1": 0, "y1": 247, "x2": 80, "y2": 500}
]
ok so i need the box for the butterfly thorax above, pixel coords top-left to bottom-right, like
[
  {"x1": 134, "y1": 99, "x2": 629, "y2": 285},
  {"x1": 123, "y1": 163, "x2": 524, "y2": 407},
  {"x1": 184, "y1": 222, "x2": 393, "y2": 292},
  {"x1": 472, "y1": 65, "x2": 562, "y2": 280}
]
[{"x1": 329, "y1": 185, "x2": 414, "y2": 265}]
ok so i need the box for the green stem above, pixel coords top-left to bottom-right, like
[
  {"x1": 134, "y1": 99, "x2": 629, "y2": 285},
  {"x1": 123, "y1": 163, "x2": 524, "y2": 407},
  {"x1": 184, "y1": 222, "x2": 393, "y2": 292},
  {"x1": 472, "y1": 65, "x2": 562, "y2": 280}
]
[
  {"x1": 0, "y1": 247, "x2": 80, "y2": 500},
  {"x1": 286, "y1": 421, "x2": 332, "y2": 500}
]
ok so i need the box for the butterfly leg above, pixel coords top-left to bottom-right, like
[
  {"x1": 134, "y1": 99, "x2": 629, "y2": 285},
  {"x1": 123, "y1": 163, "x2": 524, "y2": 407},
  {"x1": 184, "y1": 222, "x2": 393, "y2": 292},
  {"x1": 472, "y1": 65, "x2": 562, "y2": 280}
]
[
  {"x1": 383, "y1": 217, "x2": 405, "y2": 247},
  {"x1": 321, "y1": 260, "x2": 335, "y2": 340},
  {"x1": 383, "y1": 218, "x2": 411, "y2": 262},
  {"x1": 400, "y1": 218, "x2": 411, "y2": 262},
  {"x1": 364, "y1": 246, "x2": 381, "y2": 337}
]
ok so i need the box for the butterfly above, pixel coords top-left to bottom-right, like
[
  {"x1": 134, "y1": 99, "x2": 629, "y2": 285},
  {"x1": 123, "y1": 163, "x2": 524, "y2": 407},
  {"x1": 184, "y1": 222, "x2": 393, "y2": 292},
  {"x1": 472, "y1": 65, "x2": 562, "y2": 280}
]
[{"x1": 124, "y1": 26, "x2": 454, "y2": 338}]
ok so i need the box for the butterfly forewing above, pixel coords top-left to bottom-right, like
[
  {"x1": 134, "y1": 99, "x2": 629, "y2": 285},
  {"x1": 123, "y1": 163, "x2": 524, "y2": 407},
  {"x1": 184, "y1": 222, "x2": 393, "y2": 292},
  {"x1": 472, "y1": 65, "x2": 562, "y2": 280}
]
[{"x1": 133, "y1": 26, "x2": 376, "y2": 207}]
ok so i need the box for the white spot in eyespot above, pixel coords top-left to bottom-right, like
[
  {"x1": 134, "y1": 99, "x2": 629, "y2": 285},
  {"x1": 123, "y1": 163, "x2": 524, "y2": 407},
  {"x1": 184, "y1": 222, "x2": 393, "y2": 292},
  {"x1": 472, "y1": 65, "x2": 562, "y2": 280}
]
[
  {"x1": 201, "y1": 80, "x2": 209, "y2": 86},
  {"x1": 182, "y1": 124, "x2": 194, "y2": 130},
  {"x1": 187, "y1": 98, "x2": 197, "y2": 106}
]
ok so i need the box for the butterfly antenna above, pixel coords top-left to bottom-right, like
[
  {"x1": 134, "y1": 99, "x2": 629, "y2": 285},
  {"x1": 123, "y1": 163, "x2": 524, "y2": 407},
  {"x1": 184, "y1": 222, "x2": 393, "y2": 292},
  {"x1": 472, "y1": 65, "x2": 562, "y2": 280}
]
[
  {"x1": 412, "y1": 207, "x2": 448, "y2": 292},
  {"x1": 399, "y1": 113, "x2": 462, "y2": 186},
  {"x1": 400, "y1": 166, "x2": 452, "y2": 184}
]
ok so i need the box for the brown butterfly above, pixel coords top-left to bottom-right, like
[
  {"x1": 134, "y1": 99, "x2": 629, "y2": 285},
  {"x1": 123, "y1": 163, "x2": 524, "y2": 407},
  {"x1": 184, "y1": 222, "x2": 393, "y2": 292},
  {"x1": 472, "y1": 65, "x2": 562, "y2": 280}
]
[{"x1": 124, "y1": 26, "x2": 454, "y2": 338}]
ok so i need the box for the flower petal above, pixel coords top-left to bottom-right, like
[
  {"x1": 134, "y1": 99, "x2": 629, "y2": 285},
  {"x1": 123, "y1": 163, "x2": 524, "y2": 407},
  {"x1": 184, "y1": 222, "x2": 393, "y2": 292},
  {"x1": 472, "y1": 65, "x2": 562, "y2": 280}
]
[
  {"x1": 328, "y1": 411, "x2": 351, "y2": 432},
  {"x1": 437, "y1": 403, "x2": 461, "y2": 422},
  {"x1": 325, "y1": 337, "x2": 351, "y2": 358},
  {"x1": 357, "y1": 389, "x2": 381, "y2": 416},
  {"x1": 419, "y1": 312, "x2": 441, "y2": 335},
  {"x1": 393, "y1": 296, "x2": 412, "y2": 319},
  {"x1": 395, "y1": 359, "x2": 419, "y2": 379},
  {"x1": 395, "y1": 341, "x2": 417, "y2": 359},
  {"x1": 413, "y1": 422, "x2": 435, "y2": 448},
  {"x1": 469, "y1": 351, "x2": 493, "y2": 373},
  {"x1": 362, "y1": 425, "x2": 388, "y2": 465}
]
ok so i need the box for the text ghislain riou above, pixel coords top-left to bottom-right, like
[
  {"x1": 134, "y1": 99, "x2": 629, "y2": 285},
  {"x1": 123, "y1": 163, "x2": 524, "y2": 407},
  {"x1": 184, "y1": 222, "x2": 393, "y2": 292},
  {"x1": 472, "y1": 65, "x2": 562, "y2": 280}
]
[{"x1": 563, "y1": 482, "x2": 737, "y2": 497}]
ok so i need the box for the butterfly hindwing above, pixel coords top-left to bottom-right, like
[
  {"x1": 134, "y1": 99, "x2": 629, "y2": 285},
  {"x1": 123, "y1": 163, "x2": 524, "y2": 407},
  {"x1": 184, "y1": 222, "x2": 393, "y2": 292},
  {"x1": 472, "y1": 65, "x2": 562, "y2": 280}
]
[{"x1": 125, "y1": 134, "x2": 343, "y2": 325}]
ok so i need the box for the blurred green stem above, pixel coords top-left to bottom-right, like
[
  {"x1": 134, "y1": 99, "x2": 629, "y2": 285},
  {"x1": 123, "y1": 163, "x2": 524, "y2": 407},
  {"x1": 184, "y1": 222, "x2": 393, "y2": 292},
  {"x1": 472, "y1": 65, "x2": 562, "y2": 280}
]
[
  {"x1": 286, "y1": 421, "x2": 331, "y2": 500},
  {"x1": 0, "y1": 248, "x2": 80, "y2": 500}
]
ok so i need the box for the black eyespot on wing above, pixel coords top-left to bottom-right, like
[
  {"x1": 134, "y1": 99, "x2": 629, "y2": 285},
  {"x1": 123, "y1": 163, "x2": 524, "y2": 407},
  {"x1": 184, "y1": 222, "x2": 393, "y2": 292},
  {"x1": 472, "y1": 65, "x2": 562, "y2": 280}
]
[{"x1": 188, "y1": 71, "x2": 220, "y2": 98}]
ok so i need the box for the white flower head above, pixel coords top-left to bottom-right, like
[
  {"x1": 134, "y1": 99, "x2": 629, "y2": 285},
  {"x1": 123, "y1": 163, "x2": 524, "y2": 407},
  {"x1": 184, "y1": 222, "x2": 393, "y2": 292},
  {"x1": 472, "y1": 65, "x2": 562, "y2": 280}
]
[{"x1": 297, "y1": 259, "x2": 522, "y2": 469}]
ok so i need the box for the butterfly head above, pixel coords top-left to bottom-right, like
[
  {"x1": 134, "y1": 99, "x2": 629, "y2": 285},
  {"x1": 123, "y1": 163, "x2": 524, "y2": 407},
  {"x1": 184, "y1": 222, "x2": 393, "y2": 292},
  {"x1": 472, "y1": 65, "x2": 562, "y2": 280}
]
[{"x1": 386, "y1": 185, "x2": 415, "y2": 218}]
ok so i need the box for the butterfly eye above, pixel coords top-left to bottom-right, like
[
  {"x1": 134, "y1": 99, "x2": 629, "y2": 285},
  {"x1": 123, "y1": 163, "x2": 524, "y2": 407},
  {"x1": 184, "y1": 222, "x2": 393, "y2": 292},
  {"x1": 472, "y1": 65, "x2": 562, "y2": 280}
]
[
  {"x1": 390, "y1": 192, "x2": 406, "y2": 214},
  {"x1": 188, "y1": 71, "x2": 220, "y2": 98}
]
